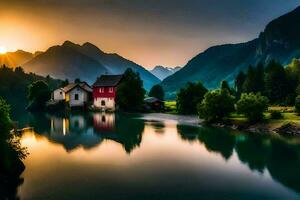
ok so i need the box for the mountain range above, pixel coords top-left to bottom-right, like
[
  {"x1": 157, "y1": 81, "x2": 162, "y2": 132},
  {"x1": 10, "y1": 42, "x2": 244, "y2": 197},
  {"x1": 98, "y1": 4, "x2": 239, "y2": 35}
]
[
  {"x1": 0, "y1": 41, "x2": 160, "y2": 90},
  {"x1": 150, "y1": 66, "x2": 181, "y2": 80},
  {"x1": 161, "y1": 5, "x2": 300, "y2": 99}
]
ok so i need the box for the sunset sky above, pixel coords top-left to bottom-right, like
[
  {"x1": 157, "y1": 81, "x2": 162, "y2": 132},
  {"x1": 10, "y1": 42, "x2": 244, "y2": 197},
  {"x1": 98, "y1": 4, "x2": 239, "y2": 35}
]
[{"x1": 0, "y1": 0, "x2": 300, "y2": 69}]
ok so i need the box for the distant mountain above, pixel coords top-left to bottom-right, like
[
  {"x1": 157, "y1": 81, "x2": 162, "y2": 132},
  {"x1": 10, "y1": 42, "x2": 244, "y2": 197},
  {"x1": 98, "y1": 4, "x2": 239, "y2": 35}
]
[
  {"x1": 23, "y1": 41, "x2": 160, "y2": 90},
  {"x1": 150, "y1": 66, "x2": 181, "y2": 80},
  {"x1": 162, "y1": 6, "x2": 300, "y2": 99},
  {"x1": 0, "y1": 50, "x2": 34, "y2": 68}
]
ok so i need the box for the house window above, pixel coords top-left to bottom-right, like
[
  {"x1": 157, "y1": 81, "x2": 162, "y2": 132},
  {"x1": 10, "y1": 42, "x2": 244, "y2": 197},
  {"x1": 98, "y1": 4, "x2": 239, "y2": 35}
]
[
  {"x1": 109, "y1": 87, "x2": 114, "y2": 93},
  {"x1": 101, "y1": 100, "x2": 105, "y2": 106},
  {"x1": 74, "y1": 94, "x2": 79, "y2": 100},
  {"x1": 60, "y1": 91, "x2": 62, "y2": 95}
]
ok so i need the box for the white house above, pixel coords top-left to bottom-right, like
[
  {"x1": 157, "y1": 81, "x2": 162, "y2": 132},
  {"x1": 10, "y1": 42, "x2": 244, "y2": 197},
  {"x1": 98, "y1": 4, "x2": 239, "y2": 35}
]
[{"x1": 52, "y1": 82, "x2": 92, "y2": 107}]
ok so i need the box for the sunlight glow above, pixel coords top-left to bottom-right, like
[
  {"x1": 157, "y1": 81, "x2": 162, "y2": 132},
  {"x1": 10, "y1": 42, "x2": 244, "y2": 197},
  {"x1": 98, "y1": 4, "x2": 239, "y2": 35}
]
[{"x1": 0, "y1": 46, "x2": 7, "y2": 54}]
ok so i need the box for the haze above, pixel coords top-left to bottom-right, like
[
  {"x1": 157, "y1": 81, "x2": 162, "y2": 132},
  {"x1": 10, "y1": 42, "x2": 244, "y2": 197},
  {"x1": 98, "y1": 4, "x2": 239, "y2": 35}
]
[{"x1": 0, "y1": 0, "x2": 300, "y2": 69}]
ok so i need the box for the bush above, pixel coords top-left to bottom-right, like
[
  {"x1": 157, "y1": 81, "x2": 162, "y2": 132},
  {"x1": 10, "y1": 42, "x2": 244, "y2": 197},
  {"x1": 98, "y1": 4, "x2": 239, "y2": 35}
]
[
  {"x1": 295, "y1": 95, "x2": 300, "y2": 113},
  {"x1": 198, "y1": 89, "x2": 235, "y2": 122},
  {"x1": 27, "y1": 81, "x2": 51, "y2": 111},
  {"x1": 176, "y1": 82, "x2": 207, "y2": 114},
  {"x1": 270, "y1": 110, "x2": 283, "y2": 119},
  {"x1": 236, "y1": 93, "x2": 268, "y2": 123}
]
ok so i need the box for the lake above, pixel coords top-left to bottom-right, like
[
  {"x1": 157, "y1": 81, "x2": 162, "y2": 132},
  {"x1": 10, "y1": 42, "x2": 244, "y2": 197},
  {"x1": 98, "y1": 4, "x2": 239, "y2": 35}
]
[{"x1": 13, "y1": 112, "x2": 300, "y2": 199}]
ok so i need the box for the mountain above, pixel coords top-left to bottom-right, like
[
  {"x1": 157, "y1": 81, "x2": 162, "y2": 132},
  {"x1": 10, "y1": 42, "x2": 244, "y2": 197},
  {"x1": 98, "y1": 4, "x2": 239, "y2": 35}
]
[
  {"x1": 150, "y1": 66, "x2": 181, "y2": 80},
  {"x1": 23, "y1": 41, "x2": 160, "y2": 90},
  {"x1": 0, "y1": 50, "x2": 34, "y2": 68},
  {"x1": 162, "y1": 6, "x2": 300, "y2": 99}
]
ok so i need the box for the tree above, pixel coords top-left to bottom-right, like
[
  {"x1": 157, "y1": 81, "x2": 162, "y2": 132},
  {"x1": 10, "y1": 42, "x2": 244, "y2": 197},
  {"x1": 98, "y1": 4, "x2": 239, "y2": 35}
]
[
  {"x1": 295, "y1": 95, "x2": 300, "y2": 114},
  {"x1": 176, "y1": 82, "x2": 208, "y2": 114},
  {"x1": 221, "y1": 80, "x2": 232, "y2": 94},
  {"x1": 148, "y1": 84, "x2": 164, "y2": 100},
  {"x1": 74, "y1": 78, "x2": 81, "y2": 83},
  {"x1": 254, "y1": 62, "x2": 265, "y2": 94},
  {"x1": 14, "y1": 66, "x2": 24, "y2": 74},
  {"x1": 243, "y1": 65, "x2": 256, "y2": 93},
  {"x1": 198, "y1": 89, "x2": 235, "y2": 122},
  {"x1": 0, "y1": 97, "x2": 12, "y2": 135},
  {"x1": 61, "y1": 79, "x2": 69, "y2": 87},
  {"x1": 116, "y1": 68, "x2": 146, "y2": 111},
  {"x1": 27, "y1": 81, "x2": 51, "y2": 111},
  {"x1": 235, "y1": 71, "x2": 246, "y2": 98},
  {"x1": 236, "y1": 93, "x2": 268, "y2": 123},
  {"x1": 264, "y1": 60, "x2": 289, "y2": 104}
]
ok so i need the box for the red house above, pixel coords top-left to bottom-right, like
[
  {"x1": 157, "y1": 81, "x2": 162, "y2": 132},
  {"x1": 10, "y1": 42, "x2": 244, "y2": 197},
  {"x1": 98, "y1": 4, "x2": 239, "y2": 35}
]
[{"x1": 92, "y1": 74, "x2": 123, "y2": 111}]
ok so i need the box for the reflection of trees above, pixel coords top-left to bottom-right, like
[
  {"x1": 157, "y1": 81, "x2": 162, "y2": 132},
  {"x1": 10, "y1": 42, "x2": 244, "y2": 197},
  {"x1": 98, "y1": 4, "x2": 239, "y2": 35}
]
[
  {"x1": 0, "y1": 131, "x2": 27, "y2": 200},
  {"x1": 267, "y1": 140, "x2": 300, "y2": 193},
  {"x1": 198, "y1": 127, "x2": 236, "y2": 160},
  {"x1": 178, "y1": 125, "x2": 235, "y2": 160},
  {"x1": 235, "y1": 135, "x2": 270, "y2": 173},
  {"x1": 114, "y1": 114, "x2": 145, "y2": 153},
  {"x1": 178, "y1": 124, "x2": 300, "y2": 193}
]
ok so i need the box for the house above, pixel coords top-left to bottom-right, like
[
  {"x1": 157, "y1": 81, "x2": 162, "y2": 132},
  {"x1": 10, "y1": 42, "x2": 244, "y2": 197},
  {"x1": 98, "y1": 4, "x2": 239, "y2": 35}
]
[
  {"x1": 92, "y1": 75, "x2": 123, "y2": 111},
  {"x1": 144, "y1": 97, "x2": 165, "y2": 111},
  {"x1": 52, "y1": 82, "x2": 92, "y2": 107}
]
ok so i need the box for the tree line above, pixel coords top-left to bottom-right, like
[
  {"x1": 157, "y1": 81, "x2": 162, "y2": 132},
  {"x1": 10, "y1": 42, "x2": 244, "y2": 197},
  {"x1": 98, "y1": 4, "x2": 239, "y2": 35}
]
[{"x1": 175, "y1": 59, "x2": 300, "y2": 123}]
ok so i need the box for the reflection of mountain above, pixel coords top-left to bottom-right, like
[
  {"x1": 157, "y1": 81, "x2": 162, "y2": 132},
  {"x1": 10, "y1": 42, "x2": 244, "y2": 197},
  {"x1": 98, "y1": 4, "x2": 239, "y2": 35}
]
[
  {"x1": 177, "y1": 124, "x2": 300, "y2": 193},
  {"x1": 30, "y1": 113, "x2": 144, "y2": 153}
]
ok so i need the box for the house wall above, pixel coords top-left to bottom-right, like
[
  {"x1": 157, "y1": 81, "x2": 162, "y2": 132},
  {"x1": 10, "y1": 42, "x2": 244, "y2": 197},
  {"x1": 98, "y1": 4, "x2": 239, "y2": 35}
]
[
  {"x1": 67, "y1": 86, "x2": 89, "y2": 107},
  {"x1": 93, "y1": 86, "x2": 116, "y2": 98},
  {"x1": 53, "y1": 89, "x2": 65, "y2": 100},
  {"x1": 94, "y1": 97, "x2": 115, "y2": 110}
]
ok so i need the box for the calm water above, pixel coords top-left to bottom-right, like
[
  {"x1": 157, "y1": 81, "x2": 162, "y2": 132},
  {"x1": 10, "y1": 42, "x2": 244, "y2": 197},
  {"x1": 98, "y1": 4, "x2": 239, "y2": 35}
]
[{"x1": 14, "y1": 112, "x2": 300, "y2": 199}]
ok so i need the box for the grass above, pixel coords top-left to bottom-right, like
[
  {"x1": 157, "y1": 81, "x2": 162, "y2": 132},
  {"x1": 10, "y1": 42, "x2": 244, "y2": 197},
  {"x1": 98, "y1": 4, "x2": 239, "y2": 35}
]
[
  {"x1": 164, "y1": 101, "x2": 177, "y2": 114},
  {"x1": 228, "y1": 106, "x2": 300, "y2": 129}
]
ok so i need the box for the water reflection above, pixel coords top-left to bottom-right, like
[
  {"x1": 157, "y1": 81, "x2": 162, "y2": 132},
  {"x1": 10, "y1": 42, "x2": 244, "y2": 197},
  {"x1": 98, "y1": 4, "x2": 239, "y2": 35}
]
[
  {"x1": 15, "y1": 112, "x2": 300, "y2": 199},
  {"x1": 27, "y1": 112, "x2": 144, "y2": 153},
  {"x1": 177, "y1": 124, "x2": 300, "y2": 194}
]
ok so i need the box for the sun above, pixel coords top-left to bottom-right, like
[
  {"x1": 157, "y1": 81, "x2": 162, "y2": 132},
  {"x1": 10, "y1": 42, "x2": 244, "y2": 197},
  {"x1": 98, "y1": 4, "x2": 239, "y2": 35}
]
[{"x1": 0, "y1": 46, "x2": 7, "y2": 54}]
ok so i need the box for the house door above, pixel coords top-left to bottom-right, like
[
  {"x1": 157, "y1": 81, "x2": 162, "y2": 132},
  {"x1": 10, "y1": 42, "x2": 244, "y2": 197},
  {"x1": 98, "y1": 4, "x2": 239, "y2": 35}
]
[{"x1": 101, "y1": 100, "x2": 106, "y2": 106}]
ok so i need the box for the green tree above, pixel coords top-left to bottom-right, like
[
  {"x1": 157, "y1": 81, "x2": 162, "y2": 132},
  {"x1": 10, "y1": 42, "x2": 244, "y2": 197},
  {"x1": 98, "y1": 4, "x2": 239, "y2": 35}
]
[
  {"x1": 148, "y1": 84, "x2": 165, "y2": 100},
  {"x1": 198, "y1": 89, "x2": 235, "y2": 122},
  {"x1": 295, "y1": 95, "x2": 300, "y2": 113},
  {"x1": 255, "y1": 62, "x2": 265, "y2": 94},
  {"x1": 74, "y1": 78, "x2": 81, "y2": 83},
  {"x1": 176, "y1": 82, "x2": 208, "y2": 114},
  {"x1": 243, "y1": 65, "x2": 256, "y2": 93},
  {"x1": 265, "y1": 60, "x2": 289, "y2": 104},
  {"x1": 236, "y1": 93, "x2": 268, "y2": 123},
  {"x1": 116, "y1": 68, "x2": 146, "y2": 111},
  {"x1": 221, "y1": 80, "x2": 232, "y2": 94},
  {"x1": 235, "y1": 71, "x2": 246, "y2": 98},
  {"x1": 61, "y1": 79, "x2": 69, "y2": 87},
  {"x1": 0, "y1": 98, "x2": 12, "y2": 135},
  {"x1": 27, "y1": 81, "x2": 51, "y2": 111}
]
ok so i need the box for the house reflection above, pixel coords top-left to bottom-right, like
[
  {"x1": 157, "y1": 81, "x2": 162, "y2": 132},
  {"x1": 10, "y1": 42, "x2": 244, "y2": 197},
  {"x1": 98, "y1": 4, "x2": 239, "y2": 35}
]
[{"x1": 93, "y1": 113, "x2": 115, "y2": 133}]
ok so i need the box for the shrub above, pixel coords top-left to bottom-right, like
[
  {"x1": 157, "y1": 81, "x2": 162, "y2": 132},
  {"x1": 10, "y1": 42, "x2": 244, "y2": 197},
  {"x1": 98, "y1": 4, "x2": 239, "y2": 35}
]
[
  {"x1": 295, "y1": 95, "x2": 300, "y2": 113},
  {"x1": 236, "y1": 93, "x2": 268, "y2": 123},
  {"x1": 270, "y1": 110, "x2": 283, "y2": 119},
  {"x1": 198, "y1": 89, "x2": 235, "y2": 122}
]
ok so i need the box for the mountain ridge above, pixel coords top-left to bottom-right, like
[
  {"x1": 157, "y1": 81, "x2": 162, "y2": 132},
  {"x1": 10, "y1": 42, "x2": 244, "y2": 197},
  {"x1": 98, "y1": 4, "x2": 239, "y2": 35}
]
[{"x1": 161, "y1": 5, "x2": 300, "y2": 99}]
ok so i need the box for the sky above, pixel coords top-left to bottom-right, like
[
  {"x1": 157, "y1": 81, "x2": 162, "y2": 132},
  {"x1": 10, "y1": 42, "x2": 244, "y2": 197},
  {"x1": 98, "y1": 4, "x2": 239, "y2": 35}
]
[{"x1": 0, "y1": 0, "x2": 300, "y2": 69}]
